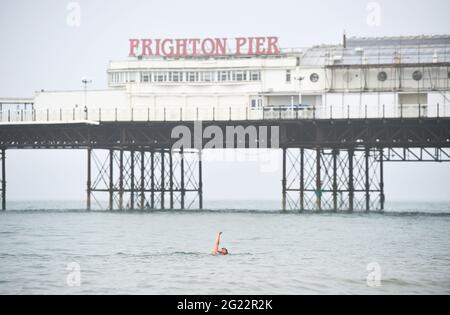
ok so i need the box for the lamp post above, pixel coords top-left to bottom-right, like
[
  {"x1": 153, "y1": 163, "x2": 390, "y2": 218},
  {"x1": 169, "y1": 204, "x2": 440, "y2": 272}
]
[
  {"x1": 82, "y1": 78, "x2": 92, "y2": 120},
  {"x1": 295, "y1": 75, "x2": 304, "y2": 116},
  {"x1": 82, "y1": 78, "x2": 92, "y2": 108}
]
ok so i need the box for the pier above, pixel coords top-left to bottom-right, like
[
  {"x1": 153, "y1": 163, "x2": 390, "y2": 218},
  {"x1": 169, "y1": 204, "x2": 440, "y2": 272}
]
[{"x1": 0, "y1": 104, "x2": 449, "y2": 212}]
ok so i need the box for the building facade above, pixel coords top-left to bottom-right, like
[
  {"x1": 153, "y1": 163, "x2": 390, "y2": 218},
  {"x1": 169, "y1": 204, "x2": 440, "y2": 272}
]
[{"x1": 16, "y1": 35, "x2": 450, "y2": 122}]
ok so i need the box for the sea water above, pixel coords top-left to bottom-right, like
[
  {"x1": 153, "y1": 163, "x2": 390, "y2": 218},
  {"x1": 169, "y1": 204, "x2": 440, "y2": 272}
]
[{"x1": 0, "y1": 200, "x2": 449, "y2": 295}]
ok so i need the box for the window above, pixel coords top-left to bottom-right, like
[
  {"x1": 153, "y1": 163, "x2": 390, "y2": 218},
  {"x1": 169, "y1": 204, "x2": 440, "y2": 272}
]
[
  {"x1": 250, "y1": 71, "x2": 261, "y2": 81},
  {"x1": 296, "y1": 57, "x2": 301, "y2": 67},
  {"x1": 111, "y1": 72, "x2": 124, "y2": 84},
  {"x1": 187, "y1": 72, "x2": 198, "y2": 82},
  {"x1": 286, "y1": 70, "x2": 291, "y2": 83},
  {"x1": 343, "y1": 72, "x2": 353, "y2": 83},
  {"x1": 399, "y1": 93, "x2": 428, "y2": 105},
  {"x1": 233, "y1": 71, "x2": 246, "y2": 81},
  {"x1": 128, "y1": 72, "x2": 136, "y2": 83},
  {"x1": 203, "y1": 72, "x2": 214, "y2": 82},
  {"x1": 155, "y1": 72, "x2": 166, "y2": 82},
  {"x1": 412, "y1": 70, "x2": 423, "y2": 81},
  {"x1": 114, "y1": 69, "x2": 266, "y2": 84},
  {"x1": 219, "y1": 71, "x2": 230, "y2": 81},
  {"x1": 141, "y1": 72, "x2": 151, "y2": 83},
  {"x1": 251, "y1": 99, "x2": 256, "y2": 108},
  {"x1": 377, "y1": 71, "x2": 387, "y2": 82},
  {"x1": 172, "y1": 72, "x2": 182, "y2": 82},
  {"x1": 310, "y1": 73, "x2": 319, "y2": 83}
]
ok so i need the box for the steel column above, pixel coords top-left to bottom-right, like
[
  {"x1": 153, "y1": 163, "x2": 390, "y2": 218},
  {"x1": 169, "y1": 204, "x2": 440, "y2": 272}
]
[
  {"x1": 160, "y1": 149, "x2": 165, "y2": 210},
  {"x1": 198, "y1": 150, "x2": 203, "y2": 210},
  {"x1": 348, "y1": 149, "x2": 355, "y2": 212},
  {"x1": 332, "y1": 149, "x2": 338, "y2": 212},
  {"x1": 119, "y1": 149, "x2": 124, "y2": 210},
  {"x1": 140, "y1": 150, "x2": 145, "y2": 210},
  {"x1": 130, "y1": 150, "x2": 135, "y2": 210},
  {"x1": 1, "y1": 149, "x2": 5, "y2": 211},
  {"x1": 365, "y1": 148, "x2": 370, "y2": 212},
  {"x1": 150, "y1": 150, "x2": 155, "y2": 209},
  {"x1": 87, "y1": 148, "x2": 92, "y2": 211},
  {"x1": 109, "y1": 149, "x2": 114, "y2": 211},
  {"x1": 300, "y1": 148, "x2": 304, "y2": 211},
  {"x1": 180, "y1": 148, "x2": 185, "y2": 210},
  {"x1": 169, "y1": 150, "x2": 174, "y2": 209},
  {"x1": 316, "y1": 148, "x2": 322, "y2": 211},
  {"x1": 282, "y1": 148, "x2": 287, "y2": 211},
  {"x1": 380, "y1": 148, "x2": 385, "y2": 211}
]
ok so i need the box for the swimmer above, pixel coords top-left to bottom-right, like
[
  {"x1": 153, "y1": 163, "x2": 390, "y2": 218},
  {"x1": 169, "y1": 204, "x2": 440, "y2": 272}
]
[{"x1": 212, "y1": 232, "x2": 229, "y2": 256}]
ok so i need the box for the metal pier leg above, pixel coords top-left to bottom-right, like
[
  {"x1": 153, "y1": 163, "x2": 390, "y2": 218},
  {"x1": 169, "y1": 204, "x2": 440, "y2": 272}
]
[
  {"x1": 140, "y1": 150, "x2": 145, "y2": 210},
  {"x1": 380, "y1": 148, "x2": 385, "y2": 211},
  {"x1": 109, "y1": 149, "x2": 114, "y2": 211},
  {"x1": 161, "y1": 149, "x2": 165, "y2": 210},
  {"x1": 316, "y1": 148, "x2": 322, "y2": 211},
  {"x1": 180, "y1": 148, "x2": 185, "y2": 210},
  {"x1": 300, "y1": 148, "x2": 305, "y2": 212},
  {"x1": 332, "y1": 149, "x2": 338, "y2": 212},
  {"x1": 348, "y1": 149, "x2": 355, "y2": 212},
  {"x1": 282, "y1": 148, "x2": 287, "y2": 211},
  {"x1": 150, "y1": 150, "x2": 155, "y2": 209},
  {"x1": 130, "y1": 150, "x2": 135, "y2": 210},
  {"x1": 198, "y1": 150, "x2": 203, "y2": 210},
  {"x1": 365, "y1": 148, "x2": 370, "y2": 212},
  {"x1": 119, "y1": 149, "x2": 124, "y2": 211},
  {"x1": 169, "y1": 150, "x2": 174, "y2": 209},
  {"x1": 87, "y1": 148, "x2": 92, "y2": 211},
  {"x1": 1, "y1": 149, "x2": 6, "y2": 211}
]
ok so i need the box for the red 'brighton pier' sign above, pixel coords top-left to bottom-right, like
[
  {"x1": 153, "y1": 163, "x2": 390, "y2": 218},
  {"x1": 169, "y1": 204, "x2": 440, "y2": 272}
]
[{"x1": 129, "y1": 37, "x2": 281, "y2": 57}]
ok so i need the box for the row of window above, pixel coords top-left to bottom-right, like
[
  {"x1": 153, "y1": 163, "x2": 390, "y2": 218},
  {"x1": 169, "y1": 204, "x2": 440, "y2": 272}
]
[
  {"x1": 110, "y1": 69, "x2": 450, "y2": 85},
  {"x1": 377, "y1": 70, "x2": 450, "y2": 82},
  {"x1": 109, "y1": 70, "x2": 262, "y2": 84},
  {"x1": 286, "y1": 70, "x2": 450, "y2": 84},
  {"x1": 379, "y1": 70, "x2": 450, "y2": 82}
]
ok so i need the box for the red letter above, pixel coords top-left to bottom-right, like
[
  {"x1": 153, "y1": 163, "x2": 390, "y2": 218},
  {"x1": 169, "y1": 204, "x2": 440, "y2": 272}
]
[
  {"x1": 201, "y1": 38, "x2": 216, "y2": 56},
  {"x1": 267, "y1": 37, "x2": 280, "y2": 55},
  {"x1": 188, "y1": 39, "x2": 201, "y2": 56},
  {"x1": 141, "y1": 39, "x2": 153, "y2": 56},
  {"x1": 215, "y1": 38, "x2": 228, "y2": 56},
  {"x1": 247, "y1": 37, "x2": 255, "y2": 55},
  {"x1": 176, "y1": 39, "x2": 188, "y2": 57},
  {"x1": 255, "y1": 37, "x2": 266, "y2": 55},
  {"x1": 235, "y1": 37, "x2": 247, "y2": 55},
  {"x1": 129, "y1": 39, "x2": 140, "y2": 57},
  {"x1": 161, "y1": 39, "x2": 174, "y2": 57}
]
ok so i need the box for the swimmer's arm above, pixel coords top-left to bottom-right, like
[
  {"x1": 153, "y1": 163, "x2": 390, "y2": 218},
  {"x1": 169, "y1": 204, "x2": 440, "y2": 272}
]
[{"x1": 213, "y1": 232, "x2": 222, "y2": 252}]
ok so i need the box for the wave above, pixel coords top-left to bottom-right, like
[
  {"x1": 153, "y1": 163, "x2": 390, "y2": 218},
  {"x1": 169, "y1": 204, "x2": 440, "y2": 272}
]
[{"x1": 2, "y1": 208, "x2": 450, "y2": 217}]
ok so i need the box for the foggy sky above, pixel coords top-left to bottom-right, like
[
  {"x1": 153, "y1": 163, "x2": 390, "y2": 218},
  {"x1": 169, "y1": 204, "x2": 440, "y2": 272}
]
[{"x1": 1, "y1": 0, "x2": 450, "y2": 203}]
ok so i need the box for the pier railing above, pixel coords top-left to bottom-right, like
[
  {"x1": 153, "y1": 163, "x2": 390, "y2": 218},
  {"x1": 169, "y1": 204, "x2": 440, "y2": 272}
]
[{"x1": 0, "y1": 103, "x2": 449, "y2": 124}]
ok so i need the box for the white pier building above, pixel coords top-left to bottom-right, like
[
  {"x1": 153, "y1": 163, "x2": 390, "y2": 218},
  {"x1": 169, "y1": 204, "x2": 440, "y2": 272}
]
[{"x1": 2, "y1": 35, "x2": 450, "y2": 122}]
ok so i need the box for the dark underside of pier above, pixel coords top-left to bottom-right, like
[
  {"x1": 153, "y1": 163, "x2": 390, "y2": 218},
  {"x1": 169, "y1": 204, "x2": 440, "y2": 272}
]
[{"x1": 0, "y1": 118, "x2": 449, "y2": 149}]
